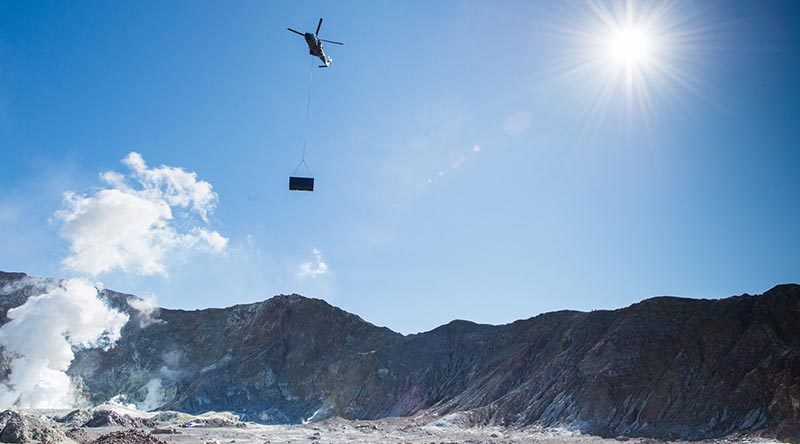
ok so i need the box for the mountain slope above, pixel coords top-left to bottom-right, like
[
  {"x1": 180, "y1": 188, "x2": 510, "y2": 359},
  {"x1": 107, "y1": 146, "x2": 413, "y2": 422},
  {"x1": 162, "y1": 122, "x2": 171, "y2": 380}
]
[{"x1": 0, "y1": 271, "x2": 798, "y2": 440}]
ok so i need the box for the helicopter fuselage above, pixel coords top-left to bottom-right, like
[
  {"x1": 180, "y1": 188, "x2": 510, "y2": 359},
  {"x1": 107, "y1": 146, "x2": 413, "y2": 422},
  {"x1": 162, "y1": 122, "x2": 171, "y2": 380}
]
[
  {"x1": 303, "y1": 33, "x2": 329, "y2": 66},
  {"x1": 288, "y1": 19, "x2": 340, "y2": 68}
]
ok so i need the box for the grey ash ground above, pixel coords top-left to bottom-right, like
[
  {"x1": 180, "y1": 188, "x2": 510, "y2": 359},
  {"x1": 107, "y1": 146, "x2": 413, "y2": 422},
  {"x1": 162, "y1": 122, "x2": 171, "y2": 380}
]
[{"x1": 3, "y1": 408, "x2": 784, "y2": 444}]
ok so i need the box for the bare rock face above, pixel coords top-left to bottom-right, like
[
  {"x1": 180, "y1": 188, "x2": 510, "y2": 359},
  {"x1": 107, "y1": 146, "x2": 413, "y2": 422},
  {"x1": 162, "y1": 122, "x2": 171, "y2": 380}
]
[
  {"x1": 1, "y1": 271, "x2": 799, "y2": 441},
  {"x1": 0, "y1": 409, "x2": 70, "y2": 443},
  {"x1": 56, "y1": 410, "x2": 93, "y2": 427},
  {"x1": 149, "y1": 428, "x2": 180, "y2": 435},
  {"x1": 65, "y1": 427, "x2": 90, "y2": 444},
  {"x1": 83, "y1": 410, "x2": 154, "y2": 428}
]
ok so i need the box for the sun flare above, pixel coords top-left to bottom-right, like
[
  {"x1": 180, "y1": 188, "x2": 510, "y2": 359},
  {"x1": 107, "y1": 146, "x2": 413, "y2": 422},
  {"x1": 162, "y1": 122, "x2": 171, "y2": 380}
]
[
  {"x1": 541, "y1": 0, "x2": 713, "y2": 129},
  {"x1": 609, "y1": 26, "x2": 651, "y2": 66}
]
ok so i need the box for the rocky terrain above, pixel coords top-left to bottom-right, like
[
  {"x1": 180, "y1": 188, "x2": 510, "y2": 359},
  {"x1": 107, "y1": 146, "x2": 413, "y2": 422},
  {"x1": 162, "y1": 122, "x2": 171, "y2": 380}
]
[
  {"x1": 0, "y1": 406, "x2": 789, "y2": 444},
  {"x1": 1, "y1": 272, "x2": 799, "y2": 442}
]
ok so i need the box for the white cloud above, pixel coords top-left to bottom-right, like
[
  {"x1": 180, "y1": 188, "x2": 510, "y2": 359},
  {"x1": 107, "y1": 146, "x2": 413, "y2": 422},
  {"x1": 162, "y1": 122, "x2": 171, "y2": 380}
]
[
  {"x1": 297, "y1": 248, "x2": 329, "y2": 279},
  {"x1": 192, "y1": 228, "x2": 228, "y2": 254},
  {"x1": 0, "y1": 278, "x2": 129, "y2": 408},
  {"x1": 55, "y1": 152, "x2": 227, "y2": 276},
  {"x1": 122, "y1": 152, "x2": 217, "y2": 222}
]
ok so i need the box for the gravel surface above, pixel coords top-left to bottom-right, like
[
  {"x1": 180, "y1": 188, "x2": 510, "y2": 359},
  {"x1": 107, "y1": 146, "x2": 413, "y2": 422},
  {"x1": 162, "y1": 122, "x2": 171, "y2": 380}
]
[
  {"x1": 73, "y1": 419, "x2": 786, "y2": 444},
  {"x1": 17, "y1": 409, "x2": 785, "y2": 444}
]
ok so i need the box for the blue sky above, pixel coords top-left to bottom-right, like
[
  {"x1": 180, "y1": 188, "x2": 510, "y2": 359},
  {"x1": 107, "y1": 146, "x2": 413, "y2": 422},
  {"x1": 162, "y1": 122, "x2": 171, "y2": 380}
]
[{"x1": 1, "y1": 1, "x2": 798, "y2": 334}]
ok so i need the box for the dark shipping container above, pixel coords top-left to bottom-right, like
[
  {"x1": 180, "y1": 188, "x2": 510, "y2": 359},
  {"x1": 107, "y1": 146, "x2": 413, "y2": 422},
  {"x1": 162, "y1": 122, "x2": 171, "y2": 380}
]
[{"x1": 289, "y1": 176, "x2": 314, "y2": 191}]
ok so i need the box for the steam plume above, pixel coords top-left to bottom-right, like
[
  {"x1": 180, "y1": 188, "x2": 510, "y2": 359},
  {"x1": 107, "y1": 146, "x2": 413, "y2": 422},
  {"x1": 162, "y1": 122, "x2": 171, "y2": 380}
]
[{"x1": 0, "y1": 278, "x2": 129, "y2": 408}]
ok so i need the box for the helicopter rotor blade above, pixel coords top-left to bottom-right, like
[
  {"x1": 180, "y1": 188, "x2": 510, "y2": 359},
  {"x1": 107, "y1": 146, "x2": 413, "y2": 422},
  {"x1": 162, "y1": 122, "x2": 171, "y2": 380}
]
[
  {"x1": 315, "y1": 18, "x2": 323, "y2": 36},
  {"x1": 319, "y1": 39, "x2": 343, "y2": 45},
  {"x1": 287, "y1": 28, "x2": 304, "y2": 36}
]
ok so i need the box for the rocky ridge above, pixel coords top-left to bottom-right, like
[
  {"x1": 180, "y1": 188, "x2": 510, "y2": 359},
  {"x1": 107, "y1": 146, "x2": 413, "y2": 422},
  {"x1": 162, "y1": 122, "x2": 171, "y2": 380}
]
[{"x1": 0, "y1": 272, "x2": 798, "y2": 441}]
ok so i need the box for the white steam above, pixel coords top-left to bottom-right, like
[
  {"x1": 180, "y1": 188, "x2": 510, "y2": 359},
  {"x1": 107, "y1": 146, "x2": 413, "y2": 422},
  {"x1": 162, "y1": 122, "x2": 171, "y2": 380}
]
[
  {"x1": 127, "y1": 295, "x2": 163, "y2": 328},
  {"x1": 0, "y1": 275, "x2": 49, "y2": 296},
  {"x1": 131, "y1": 351, "x2": 184, "y2": 410},
  {"x1": 0, "y1": 278, "x2": 129, "y2": 408},
  {"x1": 55, "y1": 152, "x2": 228, "y2": 276},
  {"x1": 138, "y1": 378, "x2": 164, "y2": 411}
]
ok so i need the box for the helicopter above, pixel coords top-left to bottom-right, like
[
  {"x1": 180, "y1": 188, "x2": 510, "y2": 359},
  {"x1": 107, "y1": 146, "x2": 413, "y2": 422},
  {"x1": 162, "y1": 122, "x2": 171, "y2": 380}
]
[{"x1": 288, "y1": 18, "x2": 343, "y2": 68}]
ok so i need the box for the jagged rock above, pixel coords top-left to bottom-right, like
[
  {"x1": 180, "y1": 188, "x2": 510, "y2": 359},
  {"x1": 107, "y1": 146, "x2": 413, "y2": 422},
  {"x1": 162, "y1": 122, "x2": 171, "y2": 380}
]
[
  {"x1": 0, "y1": 409, "x2": 70, "y2": 443},
  {"x1": 65, "y1": 427, "x2": 90, "y2": 443},
  {"x1": 83, "y1": 410, "x2": 154, "y2": 428},
  {"x1": 150, "y1": 427, "x2": 181, "y2": 434},
  {"x1": 180, "y1": 412, "x2": 244, "y2": 428},
  {"x1": 89, "y1": 430, "x2": 166, "y2": 444},
  {"x1": 56, "y1": 410, "x2": 93, "y2": 426},
  {"x1": 0, "y1": 412, "x2": 28, "y2": 444},
  {"x1": 82, "y1": 410, "x2": 126, "y2": 427}
]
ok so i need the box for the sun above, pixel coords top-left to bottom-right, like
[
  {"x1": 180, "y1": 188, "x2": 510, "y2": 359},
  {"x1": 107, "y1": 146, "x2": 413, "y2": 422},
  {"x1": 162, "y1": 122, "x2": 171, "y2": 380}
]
[
  {"x1": 539, "y1": 0, "x2": 715, "y2": 129},
  {"x1": 609, "y1": 26, "x2": 651, "y2": 66}
]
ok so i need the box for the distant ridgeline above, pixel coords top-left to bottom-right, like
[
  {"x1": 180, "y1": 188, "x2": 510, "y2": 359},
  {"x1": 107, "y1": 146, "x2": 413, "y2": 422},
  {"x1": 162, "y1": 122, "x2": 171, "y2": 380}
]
[{"x1": 1, "y1": 271, "x2": 798, "y2": 441}]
